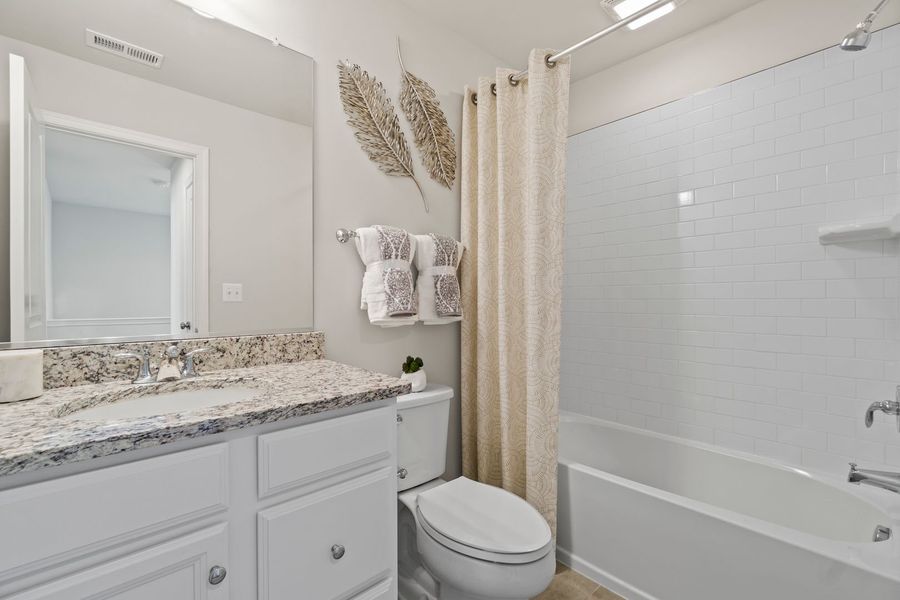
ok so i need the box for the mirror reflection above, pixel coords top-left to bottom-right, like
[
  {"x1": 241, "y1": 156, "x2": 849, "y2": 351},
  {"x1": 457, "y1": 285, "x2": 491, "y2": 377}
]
[
  {"x1": 42, "y1": 130, "x2": 196, "y2": 341},
  {"x1": 0, "y1": 0, "x2": 314, "y2": 346}
]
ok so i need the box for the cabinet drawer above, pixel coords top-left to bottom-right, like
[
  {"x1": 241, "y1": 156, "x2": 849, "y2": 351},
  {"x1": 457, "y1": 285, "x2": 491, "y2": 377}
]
[
  {"x1": 7, "y1": 524, "x2": 229, "y2": 600},
  {"x1": 0, "y1": 444, "x2": 228, "y2": 580},
  {"x1": 257, "y1": 406, "x2": 394, "y2": 498},
  {"x1": 258, "y1": 467, "x2": 396, "y2": 600}
]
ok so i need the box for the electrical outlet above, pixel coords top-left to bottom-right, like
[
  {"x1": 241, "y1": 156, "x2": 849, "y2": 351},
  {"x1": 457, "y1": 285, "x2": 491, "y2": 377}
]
[{"x1": 222, "y1": 283, "x2": 243, "y2": 302}]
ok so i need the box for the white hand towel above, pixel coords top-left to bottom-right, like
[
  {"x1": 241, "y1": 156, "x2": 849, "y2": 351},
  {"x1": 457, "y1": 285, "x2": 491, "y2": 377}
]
[
  {"x1": 355, "y1": 225, "x2": 418, "y2": 327},
  {"x1": 414, "y1": 233, "x2": 463, "y2": 325}
]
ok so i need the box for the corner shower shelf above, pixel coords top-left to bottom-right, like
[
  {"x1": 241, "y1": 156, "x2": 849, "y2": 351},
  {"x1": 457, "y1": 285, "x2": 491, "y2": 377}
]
[{"x1": 817, "y1": 214, "x2": 900, "y2": 245}]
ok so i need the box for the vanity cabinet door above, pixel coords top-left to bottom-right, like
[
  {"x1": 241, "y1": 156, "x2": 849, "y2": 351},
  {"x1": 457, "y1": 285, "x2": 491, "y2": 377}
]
[
  {"x1": 258, "y1": 467, "x2": 396, "y2": 600},
  {"x1": 8, "y1": 525, "x2": 229, "y2": 600}
]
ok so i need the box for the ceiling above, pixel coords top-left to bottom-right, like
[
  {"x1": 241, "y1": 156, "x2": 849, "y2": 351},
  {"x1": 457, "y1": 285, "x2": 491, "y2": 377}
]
[
  {"x1": 398, "y1": 0, "x2": 764, "y2": 81},
  {"x1": 45, "y1": 129, "x2": 183, "y2": 216},
  {"x1": 0, "y1": 0, "x2": 313, "y2": 125}
]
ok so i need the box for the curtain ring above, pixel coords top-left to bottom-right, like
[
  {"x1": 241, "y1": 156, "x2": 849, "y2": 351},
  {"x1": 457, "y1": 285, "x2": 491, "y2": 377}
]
[
  {"x1": 545, "y1": 53, "x2": 557, "y2": 69},
  {"x1": 471, "y1": 92, "x2": 478, "y2": 105},
  {"x1": 490, "y1": 83, "x2": 497, "y2": 96},
  {"x1": 508, "y1": 73, "x2": 520, "y2": 87}
]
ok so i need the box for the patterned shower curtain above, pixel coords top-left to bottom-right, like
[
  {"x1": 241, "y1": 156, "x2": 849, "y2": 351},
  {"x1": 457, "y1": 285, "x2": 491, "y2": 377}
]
[{"x1": 460, "y1": 49, "x2": 570, "y2": 533}]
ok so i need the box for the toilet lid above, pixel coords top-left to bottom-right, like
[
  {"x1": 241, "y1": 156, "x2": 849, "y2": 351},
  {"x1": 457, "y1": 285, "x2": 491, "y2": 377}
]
[{"x1": 416, "y1": 477, "x2": 552, "y2": 557}]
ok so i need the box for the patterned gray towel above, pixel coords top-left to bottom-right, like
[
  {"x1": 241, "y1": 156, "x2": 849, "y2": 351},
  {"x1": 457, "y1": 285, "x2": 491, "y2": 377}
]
[{"x1": 415, "y1": 233, "x2": 464, "y2": 324}]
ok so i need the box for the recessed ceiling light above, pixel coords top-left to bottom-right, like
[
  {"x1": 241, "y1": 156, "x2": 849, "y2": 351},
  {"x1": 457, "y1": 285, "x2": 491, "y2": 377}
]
[
  {"x1": 601, "y1": 0, "x2": 682, "y2": 30},
  {"x1": 191, "y1": 7, "x2": 216, "y2": 20}
]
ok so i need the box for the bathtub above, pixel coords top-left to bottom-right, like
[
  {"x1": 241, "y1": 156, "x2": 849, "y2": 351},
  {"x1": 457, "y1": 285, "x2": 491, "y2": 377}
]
[{"x1": 556, "y1": 413, "x2": 900, "y2": 600}]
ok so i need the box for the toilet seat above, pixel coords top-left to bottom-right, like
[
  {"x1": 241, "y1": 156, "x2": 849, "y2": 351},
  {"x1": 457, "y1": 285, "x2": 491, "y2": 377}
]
[{"x1": 415, "y1": 477, "x2": 553, "y2": 565}]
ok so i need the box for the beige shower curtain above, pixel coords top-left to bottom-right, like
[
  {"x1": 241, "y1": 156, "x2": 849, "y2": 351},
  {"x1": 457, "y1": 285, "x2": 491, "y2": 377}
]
[{"x1": 460, "y1": 49, "x2": 570, "y2": 533}]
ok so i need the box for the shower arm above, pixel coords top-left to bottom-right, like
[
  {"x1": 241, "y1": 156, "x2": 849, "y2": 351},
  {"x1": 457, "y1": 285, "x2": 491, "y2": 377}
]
[{"x1": 858, "y1": 0, "x2": 891, "y2": 29}]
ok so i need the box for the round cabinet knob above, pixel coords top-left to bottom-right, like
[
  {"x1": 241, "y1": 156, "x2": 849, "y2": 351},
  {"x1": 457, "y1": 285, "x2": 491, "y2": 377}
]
[
  {"x1": 397, "y1": 468, "x2": 408, "y2": 479},
  {"x1": 331, "y1": 544, "x2": 346, "y2": 560},
  {"x1": 208, "y1": 565, "x2": 227, "y2": 585}
]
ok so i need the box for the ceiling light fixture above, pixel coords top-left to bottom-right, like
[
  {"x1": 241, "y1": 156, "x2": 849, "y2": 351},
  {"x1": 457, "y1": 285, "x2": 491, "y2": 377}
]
[
  {"x1": 191, "y1": 7, "x2": 216, "y2": 20},
  {"x1": 601, "y1": 0, "x2": 682, "y2": 30}
]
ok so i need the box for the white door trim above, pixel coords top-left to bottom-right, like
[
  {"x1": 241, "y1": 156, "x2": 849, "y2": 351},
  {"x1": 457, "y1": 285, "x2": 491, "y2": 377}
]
[
  {"x1": 9, "y1": 54, "x2": 27, "y2": 342},
  {"x1": 40, "y1": 110, "x2": 210, "y2": 336}
]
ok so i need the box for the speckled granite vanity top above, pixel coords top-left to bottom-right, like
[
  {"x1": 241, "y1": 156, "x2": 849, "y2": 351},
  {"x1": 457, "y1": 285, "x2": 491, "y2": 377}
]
[{"x1": 0, "y1": 359, "x2": 409, "y2": 477}]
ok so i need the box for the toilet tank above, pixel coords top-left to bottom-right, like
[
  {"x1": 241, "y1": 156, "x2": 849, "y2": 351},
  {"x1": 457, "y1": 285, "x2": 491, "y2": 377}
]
[{"x1": 396, "y1": 384, "x2": 453, "y2": 492}]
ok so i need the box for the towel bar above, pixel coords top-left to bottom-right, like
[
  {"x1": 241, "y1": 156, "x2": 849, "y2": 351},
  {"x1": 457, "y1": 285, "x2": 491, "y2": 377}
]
[{"x1": 335, "y1": 228, "x2": 358, "y2": 243}]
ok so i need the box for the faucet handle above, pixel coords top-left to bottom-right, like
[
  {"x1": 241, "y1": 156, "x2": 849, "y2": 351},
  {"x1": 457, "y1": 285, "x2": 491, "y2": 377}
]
[
  {"x1": 115, "y1": 348, "x2": 154, "y2": 384},
  {"x1": 115, "y1": 346, "x2": 149, "y2": 360},
  {"x1": 864, "y1": 396, "x2": 900, "y2": 430},
  {"x1": 891, "y1": 387, "x2": 900, "y2": 432},
  {"x1": 182, "y1": 348, "x2": 208, "y2": 378},
  {"x1": 896, "y1": 387, "x2": 900, "y2": 432}
]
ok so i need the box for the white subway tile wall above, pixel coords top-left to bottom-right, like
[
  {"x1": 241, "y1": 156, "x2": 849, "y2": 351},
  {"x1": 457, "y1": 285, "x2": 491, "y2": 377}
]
[{"x1": 563, "y1": 25, "x2": 900, "y2": 476}]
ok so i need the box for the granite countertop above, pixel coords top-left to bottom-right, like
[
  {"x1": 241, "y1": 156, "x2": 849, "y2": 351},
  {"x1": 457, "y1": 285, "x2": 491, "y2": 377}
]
[{"x1": 0, "y1": 359, "x2": 410, "y2": 477}]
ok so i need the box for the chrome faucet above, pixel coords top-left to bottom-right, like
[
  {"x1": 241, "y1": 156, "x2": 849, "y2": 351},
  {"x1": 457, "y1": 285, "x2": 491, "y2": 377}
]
[
  {"x1": 116, "y1": 345, "x2": 209, "y2": 384},
  {"x1": 848, "y1": 463, "x2": 900, "y2": 494},
  {"x1": 156, "y1": 345, "x2": 183, "y2": 382},
  {"x1": 864, "y1": 386, "x2": 900, "y2": 429}
]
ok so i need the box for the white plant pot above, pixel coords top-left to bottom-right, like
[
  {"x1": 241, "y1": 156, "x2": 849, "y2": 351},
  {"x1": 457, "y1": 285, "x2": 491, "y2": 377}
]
[{"x1": 401, "y1": 370, "x2": 427, "y2": 392}]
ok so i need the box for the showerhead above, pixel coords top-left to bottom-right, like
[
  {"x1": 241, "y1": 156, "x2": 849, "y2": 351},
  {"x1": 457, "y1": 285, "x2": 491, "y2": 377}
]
[
  {"x1": 841, "y1": 0, "x2": 891, "y2": 51},
  {"x1": 841, "y1": 23, "x2": 872, "y2": 51}
]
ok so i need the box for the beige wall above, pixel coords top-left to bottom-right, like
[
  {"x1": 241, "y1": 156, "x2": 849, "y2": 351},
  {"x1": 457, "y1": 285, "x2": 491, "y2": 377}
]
[
  {"x1": 569, "y1": 0, "x2": 900, "y2": 134},
  {"x1": 180, "y1": 0, "x2": 503, "y2": 478}
]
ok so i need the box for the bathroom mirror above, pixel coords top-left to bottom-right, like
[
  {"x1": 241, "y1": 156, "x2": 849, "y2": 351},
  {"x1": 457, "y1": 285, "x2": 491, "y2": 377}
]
[{"x1": 0, "y1": 0, "x2": 314, "y2": 347}]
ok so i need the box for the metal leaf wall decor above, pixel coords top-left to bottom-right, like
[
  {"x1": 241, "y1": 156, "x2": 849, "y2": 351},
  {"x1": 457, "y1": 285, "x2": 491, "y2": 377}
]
[
  {"x1": 337, "y1": 59, "x2": 427, "y2": 211},
  {"x1": 397, "y1": 38, "x2": 457, "y2": 189}
]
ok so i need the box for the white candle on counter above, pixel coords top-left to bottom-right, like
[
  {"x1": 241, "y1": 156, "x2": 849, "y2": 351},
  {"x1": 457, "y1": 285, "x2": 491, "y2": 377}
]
[{"x1": 0, "y1": 349, "x2": 43, "y2": 403}]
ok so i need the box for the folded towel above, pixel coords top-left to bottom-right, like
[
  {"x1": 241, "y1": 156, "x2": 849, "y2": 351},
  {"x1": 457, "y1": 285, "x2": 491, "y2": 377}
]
[
  {"x1": 355, "y1": 225, "x2": 418, "y2": 327},
  {"x1": 414, "y1": 233, "x2": 463, "y2": 325}
]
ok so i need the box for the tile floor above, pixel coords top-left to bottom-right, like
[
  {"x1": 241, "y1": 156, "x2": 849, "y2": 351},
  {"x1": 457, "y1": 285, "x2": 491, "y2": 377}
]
[{"x1": 533, "y1": 562, "x2": 624, "y2": 600}]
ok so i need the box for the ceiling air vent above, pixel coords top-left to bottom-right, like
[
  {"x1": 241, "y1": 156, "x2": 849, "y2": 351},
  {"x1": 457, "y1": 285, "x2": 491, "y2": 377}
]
[{"x1": 85, "y1": 29, "x2": 164, "y2": 69}]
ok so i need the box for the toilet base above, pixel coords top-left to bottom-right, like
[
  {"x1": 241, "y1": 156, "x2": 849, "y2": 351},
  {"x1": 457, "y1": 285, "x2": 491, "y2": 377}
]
[
  {"x1": 439, "y1": 585, "x2": 530, "y2": 600},
  {"x1": 399, "y1": 577, "x2": 437, "y2": 600},
  {"x1": 398, "y1": 503, "x2": 438, "y2": 600}
]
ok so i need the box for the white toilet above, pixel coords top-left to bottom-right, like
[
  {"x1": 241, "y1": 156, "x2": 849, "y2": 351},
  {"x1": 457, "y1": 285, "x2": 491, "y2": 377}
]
[{"x1": 396, "y1": 385, "x2": 555, "y2": 600}]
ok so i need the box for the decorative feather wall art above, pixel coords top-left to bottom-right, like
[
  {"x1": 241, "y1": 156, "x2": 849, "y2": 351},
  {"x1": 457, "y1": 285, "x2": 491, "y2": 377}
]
[
  {"x1": 397, "y1": 38, "x2": 457, "y2": 189},
  {"x1": 337, "y1": 59, "x2": 428, "y2": 211}
]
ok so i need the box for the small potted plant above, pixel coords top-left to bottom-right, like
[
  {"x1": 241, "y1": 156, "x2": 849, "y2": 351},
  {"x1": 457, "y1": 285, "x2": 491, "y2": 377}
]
[{"x1": 400, "y1": 356, "x2": 426, "y2": 392}]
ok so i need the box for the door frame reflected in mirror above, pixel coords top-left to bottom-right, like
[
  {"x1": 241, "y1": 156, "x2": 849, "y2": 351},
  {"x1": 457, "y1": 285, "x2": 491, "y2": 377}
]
[{"x1": 9, "y1": 103, "x2": 210, "y2": 343}]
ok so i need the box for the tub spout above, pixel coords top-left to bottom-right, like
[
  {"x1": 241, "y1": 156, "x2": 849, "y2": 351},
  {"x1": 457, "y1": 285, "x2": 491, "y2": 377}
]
[{"x1": 848, "y1": 463, "x2": 900, "y2": 494}]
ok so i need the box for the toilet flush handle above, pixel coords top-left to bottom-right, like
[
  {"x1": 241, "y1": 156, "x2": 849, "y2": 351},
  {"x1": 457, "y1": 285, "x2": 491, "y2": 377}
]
[{"x1": 398, "y1": 468, "x2": 408, "y2": 479}]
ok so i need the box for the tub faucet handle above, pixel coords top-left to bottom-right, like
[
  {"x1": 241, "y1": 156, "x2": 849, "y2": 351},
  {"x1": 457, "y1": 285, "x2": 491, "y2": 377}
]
[{"x1": 864, "y1": 393, "x2": 900, "y2": 430}]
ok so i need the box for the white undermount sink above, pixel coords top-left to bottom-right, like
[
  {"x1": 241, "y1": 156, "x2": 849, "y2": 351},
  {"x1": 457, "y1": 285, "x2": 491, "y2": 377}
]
[{"x1": 62, "y1": 385, "x2": 259, "y2": 421}]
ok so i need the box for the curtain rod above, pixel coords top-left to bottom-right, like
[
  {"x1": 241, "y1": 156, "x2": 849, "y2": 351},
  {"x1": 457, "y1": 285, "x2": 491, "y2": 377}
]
[
  {"x1": 511, "y1": 0, "x2": 673, "y2": 82},
  {"x1": 472, "y1": 0, "x2": 673, "y2": 104}
]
